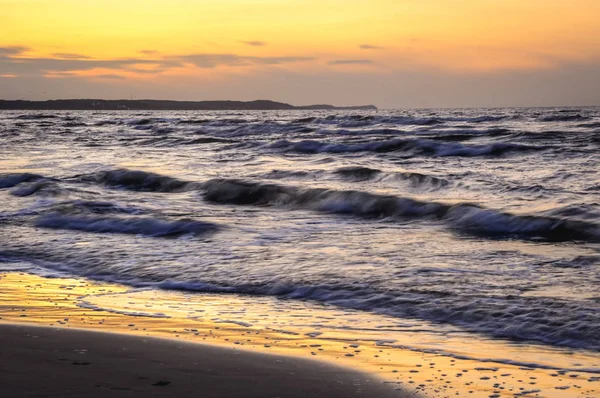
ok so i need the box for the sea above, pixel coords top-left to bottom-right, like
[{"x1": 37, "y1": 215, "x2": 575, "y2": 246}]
[{"x1": 1, "y1": 107, "x2": 599, "y2": 369}]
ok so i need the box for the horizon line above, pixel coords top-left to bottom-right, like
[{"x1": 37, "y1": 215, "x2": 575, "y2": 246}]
[{"x1": 1, "y1": 98, "x2": 599, "y2": 111}]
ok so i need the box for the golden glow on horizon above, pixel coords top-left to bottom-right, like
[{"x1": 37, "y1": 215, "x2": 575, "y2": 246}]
[{"x1": 1, "y1": 0, "x2": 600, "y2": 85}]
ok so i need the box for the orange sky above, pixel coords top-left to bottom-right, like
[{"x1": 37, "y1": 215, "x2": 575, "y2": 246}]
[{"x1": 1, "y1": 0, "x2": 599, "y2": 107}]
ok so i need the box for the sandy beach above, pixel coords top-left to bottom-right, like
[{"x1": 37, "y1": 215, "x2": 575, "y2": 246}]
[
  {"x1": 0, "y1": 323, "x2": 403, "y2": 398},
  {"x1": 1, "y1": 272, "x2": 599, "y2": 397}
]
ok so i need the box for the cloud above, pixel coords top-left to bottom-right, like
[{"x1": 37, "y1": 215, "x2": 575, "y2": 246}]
[
  {"x1": 0, "y1": 46, "x2": 29, "y2": 56},
  {"x1": 44, "y1": 71, "x2": 126, "y2": 80},
  {"x1": 2, "y1": 57, "x2": 599, "y2": 108},
  {"x1": 93, "y1": 74, "x2": 126, "y2": 79},
  {"x1": 359, "y1": 44, "x2": 384, "y2": 50},
  {"x1": 139, "y1": 50, "x2": 159, "y2": 55},
  {"x1": 329, "y1": 59, "x2": 374, "y2": 65},
  {"x1": 255, "y1": 56, "x2": 314, "y2": 65},
  {"x1": 179, "y1": 54, "x2": 314, "y2": 68},
  {"x1": 0, "y1": 51, "x2": 181, "y2": 77},
  {"x1": 52, "y1": 53, "x2": 93, "y2": 60},
  {"x1": 241, "y1": 41, "x2": 266, "y2": 47},
  {"x1": 0, "y1": 48, "x2": 316, "y2": 80}
]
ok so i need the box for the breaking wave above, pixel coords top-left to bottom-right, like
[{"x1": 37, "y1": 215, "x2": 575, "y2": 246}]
[
  {"x1": 153, "y1": 281, "x2": 600, "y2": 351},
  {"x1": 35, "y1": 214, "x2": 218, "y2": 237},
  {"x1": 10, "y1": 180, "x2": 63, "y2": 197},
  {"x1": 76, "y1": 169, "x2": 199, "y2": 193},
  {"x1": 333, "y1": 166, "x2": 381, "y2": 181},
  {"x1": 202, "y1": 179, "x2": 600, "y2": 242},
  {"x1": 0, "y1": 173, "x2": 45, "y2": 189}
]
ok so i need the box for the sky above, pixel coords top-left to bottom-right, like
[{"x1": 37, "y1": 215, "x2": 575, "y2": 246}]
[{"x1": 1, "y1": 0, "x2": 599, "y2": 108}]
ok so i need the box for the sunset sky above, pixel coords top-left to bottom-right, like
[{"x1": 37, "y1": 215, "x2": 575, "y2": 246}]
[{"x1": 1, "y1": 0, "x2": 599, "y2": 108}]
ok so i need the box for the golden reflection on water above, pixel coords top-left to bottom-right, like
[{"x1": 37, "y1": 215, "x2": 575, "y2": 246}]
[{"x1": 1, "y1": 272, "x2": 598, "y2": 398}]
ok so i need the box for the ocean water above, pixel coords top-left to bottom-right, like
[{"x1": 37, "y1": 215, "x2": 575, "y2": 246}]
[{"x1": 1, "y1": 107, "x2": 599, "y2": 355}]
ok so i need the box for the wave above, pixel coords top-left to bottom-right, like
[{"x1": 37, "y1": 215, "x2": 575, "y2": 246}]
[
  {"x1": 35, "y1": 214, "x2": 218, "y2": 237},
  {"x1": 292, "y1": 117, "x2": 316, "y2": 123},
  {"x1": 425, "y1": 128, "x2": 512, "y2": 141},
  {"x1": 222, "y1": 122, "x2": 315, "y2": 137},
  {"x1": 2, "y1": 240, "x2": 597, "y2": 351},
  {"x1": 0, "y1": 173, "x2": 44, "y2": 189},
  {"x1": 304, "y1": 114, "x2": 509, "y2": 126},
  {"x1": 550, "y1": 255, "x2": 600, "y2": 269},
  {"x1": 177, "y1": 119, "x2": 210, "y2": 125},
  {"x1": 542, "y1": 204, "x2": 600, "y2": 221},
  {"x1": 396, "y1": 172, "x2": 450, "y2": 188},
  {"x1": 62, "y1": 122, "x2": 88, "y2": 128},
  {"x1": 443, "y1": 205, "x2": 600, "y2": 242},
  {"x1": 131, "y1": 136, "x2": 233, "y2": 148},
  {"x1": 202, "y1": 179, "x2": 446, "y2": 218},
  {"x1": 50, "y1": 200, "x2": 144, "y2": 216},
  {"x1": 3, "y1": 247, "x2": 598, "y2": 351},
  {"x1": 576, "y1": 121, "x2": 600, "y2": 128},
  {"x1": 125, "y1": 118, "x2": 155, "y2": 126},
  {"x1": 3, "y1": 237, "x2": 597, "y2": 351},
  {"x1": 263, "y1": 170, "x2": 313, "y2": 179},
  {"x1": 263, "y1": 166, "x2": 450, "y2": 189},
  {"x1": 333, "y1": 167, "x2": 451, "y2": 189},
  {"x1": 538, "y1": 114, "x2": 590, "y2": 122},
  {"x1": 499, "y1": 184, "x2": 556, "y2": 195},
  {"x1": 94, "y1": 120, "x2": 118, "y2": 126},
  {"x1": 426, "y1": 133, "x2": 479, "y2": 142},
  {"x1": 331, "y1": 167, "x2": 452, "y2": 188},
  {"x1": 316, "y1": 127, "x2": 405, "y2": 137},
  {"x1": 268, "y1": 138, "x2": 547, "y2": 157},
  {"x1": 10, "y1": 181, "x2": 63, "y2": 197},
  {"x1": 151, "y1": 127, "x2": 176, "y2": 135},
  {"x1": 312, "y1": 115, "x2": 443, "y2": 126},
  {"x1": 456, "y1": 115, "x2": 507, "y2": 123},
  {"x1": 183, "y1": 136, "x2": 233, "y2": 145},
  {"x1": 150, "y1": 279, "x2": 600, "y2": 351},
  {"x1": 333, "y1": 166, "x2": 381, "y2": 181},
  {"x1": 76, "y1": 169, "x2": 198, "y2": 193},
  {"x1": 202, "y1": 179, "x2": 600, "y2": 242},
  {"x1": 14, "y1": 114, "x2": 57, "y2": 120}
]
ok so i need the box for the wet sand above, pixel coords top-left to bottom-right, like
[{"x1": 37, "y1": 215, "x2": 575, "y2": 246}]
[
  {"x1": 0, "y1": 323, "x2": 403, "y2": 398},
  {"x1": 1, "y1": 272, "x2": 599, "y2": 397}
]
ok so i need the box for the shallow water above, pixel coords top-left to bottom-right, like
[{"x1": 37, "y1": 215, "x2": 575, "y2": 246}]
[{"x1": 1, "y1": 107, "x2": 599, "y2": 358}]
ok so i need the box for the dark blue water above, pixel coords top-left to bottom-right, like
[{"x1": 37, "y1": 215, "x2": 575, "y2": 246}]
[{"x1": 1, "y1": 107, "x2": 599, "y2": 352}]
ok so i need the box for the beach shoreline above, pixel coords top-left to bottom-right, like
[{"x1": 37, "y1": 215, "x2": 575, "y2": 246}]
[
  {"x1": 1, "y1": 272, "x2": 599, "y2": 397},
  {"x1": 0, "y1": 322, "x2": 403, "y2": 398}
]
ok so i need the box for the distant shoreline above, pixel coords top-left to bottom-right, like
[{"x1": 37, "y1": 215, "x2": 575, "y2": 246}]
[{"x1": 0, "y1": 99, "x2": 377, "y2": 111}]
